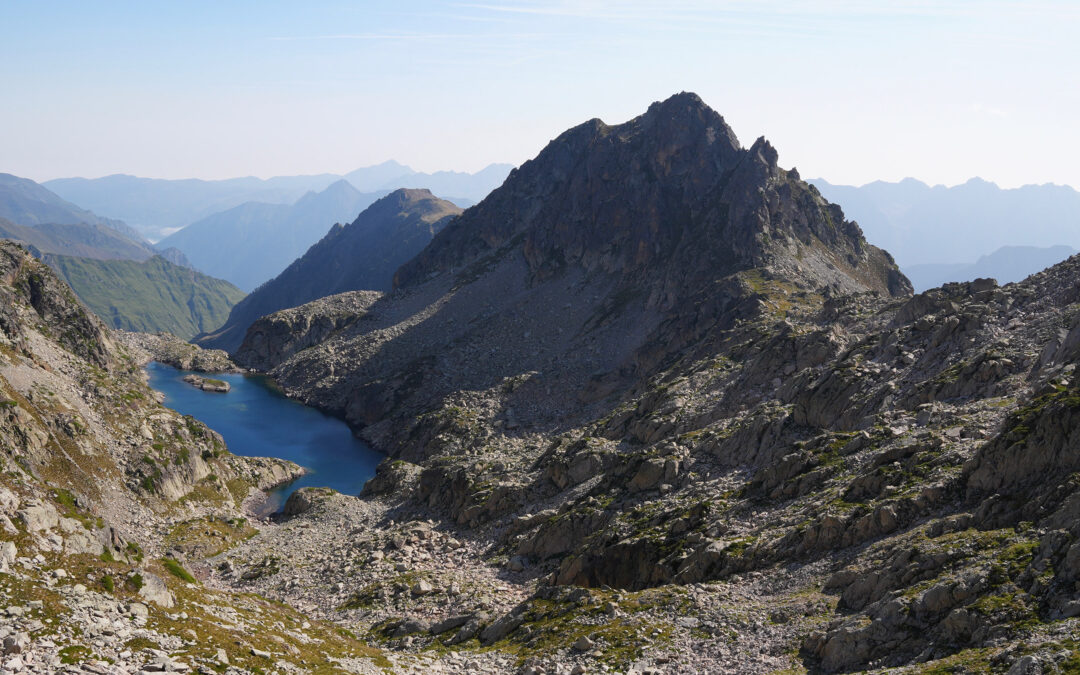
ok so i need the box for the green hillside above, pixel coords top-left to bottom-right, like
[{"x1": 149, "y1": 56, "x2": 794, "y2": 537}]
[{"x1": 44, "y1": 253, "x2": 245, "y2": 339}]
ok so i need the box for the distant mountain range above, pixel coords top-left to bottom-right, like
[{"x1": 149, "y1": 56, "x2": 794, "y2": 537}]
[
  {"x1": 0, "y1": 172, "x2": 144, "y2": 241},
  {"x1": 0, "y1": 172, "x2": 240, "y2": 337},
  {"x1": 44, "y1": 254, "x2": 245, "y2": 339},
  {"x1": 43, "y1": 161, "x2": 512, "y2": 239},
  {"x1": 904, "y1": 245, "x2": 1079, "y2": 293},
  {"x1": 157, "y1": 180, "x2": 396, "y2": 291},
  {"x1": 809, "y1": 177, "x2": 1080, "y2": 267},
  {"x1": 198, "y1": 188, "x2": 462, "y2": 352}
]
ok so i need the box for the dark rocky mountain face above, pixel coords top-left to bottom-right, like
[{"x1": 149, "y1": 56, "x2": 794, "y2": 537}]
[
  {"x1": 199, "y1": 188, "x2": 460, "y2": 354},
  {"x1": 248, "y1": 93, "x2": 909, "y2": 445},
  {"x1": 397, "y1": 93, "x2": 906, "y2": 301}
]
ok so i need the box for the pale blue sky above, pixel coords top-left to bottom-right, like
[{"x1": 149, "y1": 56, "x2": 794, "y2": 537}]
[{"x1": 2, "y1": 1, "x2": 1077, "y2": 188}]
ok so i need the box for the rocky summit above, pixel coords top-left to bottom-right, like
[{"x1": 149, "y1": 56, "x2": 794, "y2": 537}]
[{"x1": 3, "y1": 92, "x2": 1080, "y2": 675}]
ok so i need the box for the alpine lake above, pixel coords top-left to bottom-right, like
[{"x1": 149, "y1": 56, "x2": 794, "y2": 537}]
[{"x1": 146, "y1": 362, "x2": 383, "y2": 513}]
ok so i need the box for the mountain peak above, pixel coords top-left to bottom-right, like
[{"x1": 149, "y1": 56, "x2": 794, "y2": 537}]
[
  {"x1": 643, "y1": 90, "x2": 710, "y2": 118},
  {"x1": 387, "y1": 187, "x2": 436, "y2": 202},
  {"x1": 395, "y1": 93, "x2": 906, "y2": 301}
]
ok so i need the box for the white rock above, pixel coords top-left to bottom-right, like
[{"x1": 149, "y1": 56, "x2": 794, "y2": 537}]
[
  {"x1": 573, "y1": 635, "x2": 595, "y2": 651},
  {"x1": 0, "y1": 542, "x2": 15, "y2": 570}
]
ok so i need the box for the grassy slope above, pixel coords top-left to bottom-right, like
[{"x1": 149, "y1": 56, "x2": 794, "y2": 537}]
[{"x1": 45, "y1": 254, "x2": 245, "y2": 339}]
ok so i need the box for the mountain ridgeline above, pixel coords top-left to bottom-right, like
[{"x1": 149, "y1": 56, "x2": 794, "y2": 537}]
[
  {"x1": 904, "y1": 244, "x2": 1079, "y2": 293},
  {"x1": 0, "y1": 217, "x2": 158, "y2": 261},
  {"x1": 810, "y1": 176, "x2": 1080, "y2": 267},
  {"x1": 43, "y1": 161, "x2": 511, "y2": 239},
  {"x1": 198, "y1": 188, "x2": 461, "y2": 353}
]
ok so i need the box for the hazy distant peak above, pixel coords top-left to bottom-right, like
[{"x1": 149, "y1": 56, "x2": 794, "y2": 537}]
[
  {"x1": 370, "y1": 159, "x2": 413, "y2": 172},
  {"x1": 962, "y1": 176, "x2": 999, "y2": 189},
  {"x1": 294, "y1": 179, "x2": 361, "y2": 206},
  {"x1": 322, "y1": 178, "x2": 362, "y2": 194}
]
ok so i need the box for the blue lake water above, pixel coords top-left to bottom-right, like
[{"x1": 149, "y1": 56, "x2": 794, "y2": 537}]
[{"x1": 145, "y1": 362, "x2": 383, "y2": 512}]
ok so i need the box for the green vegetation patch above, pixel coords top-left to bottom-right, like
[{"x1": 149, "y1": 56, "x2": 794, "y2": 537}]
[
  {"x1": 59, "y1": 645, "x2": 92, "y2": 664},
  {"x1": 479, "y1": 590, "x2": 679, "y2": 668},
  {"x1": 162, "y1": 557, "x2": 197, "y2": 583}
]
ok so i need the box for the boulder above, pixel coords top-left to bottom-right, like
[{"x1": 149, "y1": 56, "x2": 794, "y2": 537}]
[
  {"x1": 282, "y1": 487, "x2": 335, "y2": 517},
  {"x1": 138, "y1": 572, "x2": 175, "y2": 608},
  {"x1": 2, "y1": 632, "x2": 28, "y2": 655},
  {"x1": 0, "y1": 541, "x2": 15, "y2": 570},
  {"x1": 479, "y1": 611, "x2": 524, "y2": 644},
  {"x1": 430, "y1": 614, "x2": 473, "y2": 635},
  {"x1": 0, "y1": 487, "x2": 17, "y2": 513},
  {"x1": 17, "y1": 501, "x2": 59, "y2": 532},
  {"x1": 629, "y1": 458, "x2": 667, "y2": 492},
  {"x1": 411, "y1": 579, "x2": 435, "y2": 596},
  {"x1": 446, "y1": 614, "x2": 488, "y2": 645}
]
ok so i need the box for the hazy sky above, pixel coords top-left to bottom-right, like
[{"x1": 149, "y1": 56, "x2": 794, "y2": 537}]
[{"x1": 3, "y1": 1, "x2": 1077, "y2": 188}]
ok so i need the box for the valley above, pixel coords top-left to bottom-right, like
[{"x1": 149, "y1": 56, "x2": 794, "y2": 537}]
[{"x1": 2, "y1": 92, "x2": 1079, "y2": 675}]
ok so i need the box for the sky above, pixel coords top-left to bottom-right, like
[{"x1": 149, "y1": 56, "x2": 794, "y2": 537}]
[{"x1": 2, "y1": 1, "x2": 1078, "y2": 188}]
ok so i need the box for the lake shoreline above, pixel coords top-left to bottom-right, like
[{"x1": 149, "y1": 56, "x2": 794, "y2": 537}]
[{"x1": 145, "y1": 361, "x2": 385, "y2": 511}]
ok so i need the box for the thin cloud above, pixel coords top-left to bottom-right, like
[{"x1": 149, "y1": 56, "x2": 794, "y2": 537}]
[
  {"x1": 269, "y1": 31, "x2": 554, "y2": 43},
  {"x1": 456, "y1": 0, "x2": 1080, "y2": 22}
]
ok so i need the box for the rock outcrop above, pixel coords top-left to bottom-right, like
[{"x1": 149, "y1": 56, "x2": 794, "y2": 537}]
[
  {"x1": 232, "y1": 290, "x2": 381, "y2": 372},
  {"x1": 115, "y1": 329, "x2": 240, "y2": 372}
]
